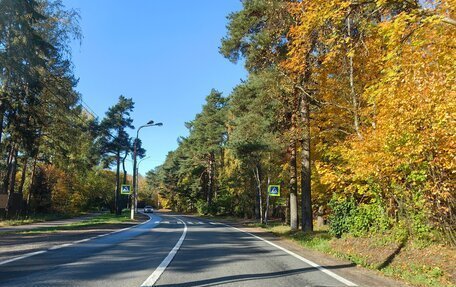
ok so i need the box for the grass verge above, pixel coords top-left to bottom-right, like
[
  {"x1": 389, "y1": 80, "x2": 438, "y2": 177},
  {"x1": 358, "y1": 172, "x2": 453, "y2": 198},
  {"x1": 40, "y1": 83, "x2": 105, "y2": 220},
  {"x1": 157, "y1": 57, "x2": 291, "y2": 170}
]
[
  {"x1": 0, "y1": 213, "x2": 76, "y2": 227},
  {"x1": 3, "y1": 210, "x2": 138, "y2": 235}
]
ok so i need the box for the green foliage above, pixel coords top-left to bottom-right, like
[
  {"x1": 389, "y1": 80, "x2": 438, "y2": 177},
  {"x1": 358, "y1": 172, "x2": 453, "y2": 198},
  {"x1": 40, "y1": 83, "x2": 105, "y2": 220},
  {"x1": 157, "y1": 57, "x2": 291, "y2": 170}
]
[
  {"x1": 329, "y1": 196, "x2": 390, "y2": 238},
  {"x1": 328, "y1": 197, "x2": 357, "y2": 238}
]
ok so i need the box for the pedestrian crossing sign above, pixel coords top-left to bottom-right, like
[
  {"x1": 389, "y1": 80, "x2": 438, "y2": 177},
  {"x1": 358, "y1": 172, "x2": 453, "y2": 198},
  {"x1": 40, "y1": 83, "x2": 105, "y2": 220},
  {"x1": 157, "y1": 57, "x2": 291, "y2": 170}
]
[
  {"x1": 121, "y1": 184, "x2": 132, "y2": 195},
  {"x1": 268, "y1": 185, "x2": 280, "y2": 197}
]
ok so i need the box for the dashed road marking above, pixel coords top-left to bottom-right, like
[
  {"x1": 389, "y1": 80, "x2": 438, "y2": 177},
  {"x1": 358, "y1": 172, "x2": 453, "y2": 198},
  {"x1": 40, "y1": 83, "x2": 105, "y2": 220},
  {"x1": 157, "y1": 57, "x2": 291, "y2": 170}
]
[
  {"x1": 0, "y1": 250, "x2": 47, "y2": 266},
  {"x1": 0, "y1": 213, "x2": 157, "y2": 266}
]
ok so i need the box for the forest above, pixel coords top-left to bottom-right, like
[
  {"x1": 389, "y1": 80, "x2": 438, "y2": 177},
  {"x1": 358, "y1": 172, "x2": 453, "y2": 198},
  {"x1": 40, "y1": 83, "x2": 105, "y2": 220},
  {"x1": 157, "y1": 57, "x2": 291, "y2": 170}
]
[
  {"x1": 147, "y1": 0, "x2": 455, "y2": 246},
  {"x1": 0, "y1": 0, "x2": 145, "y2": 218}
]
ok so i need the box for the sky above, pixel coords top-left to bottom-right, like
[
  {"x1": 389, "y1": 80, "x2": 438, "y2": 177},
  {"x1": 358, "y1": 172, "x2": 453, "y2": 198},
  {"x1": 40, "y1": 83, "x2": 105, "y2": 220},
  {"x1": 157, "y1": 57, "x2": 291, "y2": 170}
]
[{"x1": 62, "y1": 1, "x2": 247, "y2": 176}]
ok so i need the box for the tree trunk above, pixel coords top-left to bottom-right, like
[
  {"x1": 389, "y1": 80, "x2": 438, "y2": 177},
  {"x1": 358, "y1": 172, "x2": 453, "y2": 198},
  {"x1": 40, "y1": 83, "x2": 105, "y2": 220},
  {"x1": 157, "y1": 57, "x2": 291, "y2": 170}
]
[
  {"x1": 27, "y1": 154, "x2": 38, "y2": 213},
  {"x1": 6, "y1": 147, "x2": 18, "y2": 216},
  {"x1": 18, "y1": 157, "x2": 28, "y2": 195},
  {"x1": 264, "y1": 176, "x2": 270, "y2": 224},
  {"x1": 347, "y1": 13, "x2": 363, "y2": 140},
  {"x1": 253, "y1": 164, "x2": 263, "y2": 223},
  {"x1": 3, "y1": 145, "x2": 15, "y2": 194},
  {"x1": 207, "y1": 152, "x2": 215, "y2": 208},
  {"x1": 300, "y1": 94, "x2": 313, "y2": 232},
  {"x1": 115, "y1": 151, "x2": 121, "y2": 215},
  {"x1": 290, "y1": 140, "x2": 298, "y2": 231},
  {"x1": 122, "y1": 152, "x2": 128, "y2": 184},
  {"x1": 0, "y1": 100, "x2": 4, "y2": 153}
]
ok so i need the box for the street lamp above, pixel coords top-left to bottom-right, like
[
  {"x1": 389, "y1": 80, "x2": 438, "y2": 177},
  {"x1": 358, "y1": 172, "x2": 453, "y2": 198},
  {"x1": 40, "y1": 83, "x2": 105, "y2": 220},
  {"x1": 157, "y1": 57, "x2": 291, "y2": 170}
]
[
  {"x1": 131, "y1": 121, "x2": 162, "y2": 220},
  {"x1": 136, "y1": 156, "x2": 151, "y2": 204}
]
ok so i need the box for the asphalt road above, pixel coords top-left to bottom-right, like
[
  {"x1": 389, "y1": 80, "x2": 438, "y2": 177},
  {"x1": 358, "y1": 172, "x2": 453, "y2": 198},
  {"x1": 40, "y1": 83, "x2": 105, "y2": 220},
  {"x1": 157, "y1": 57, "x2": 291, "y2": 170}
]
[{"x1": 0, "y1": 213, "x2": 365, "y2": 287}]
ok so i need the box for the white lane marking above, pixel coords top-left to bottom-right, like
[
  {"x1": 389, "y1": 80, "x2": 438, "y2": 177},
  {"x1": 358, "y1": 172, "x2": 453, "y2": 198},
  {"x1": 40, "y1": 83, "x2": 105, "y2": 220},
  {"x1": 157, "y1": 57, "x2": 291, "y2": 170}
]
[
  {"x1": 197, "y1": 221, "x2": 204, "y2": 225},
  {"x1": 177, "y1": 221, "x2": 183, "y2": 225},
  {"x1": 224, "y1": 224, "x2": 358, "y2": 287},
  {"x1": 73, "y1": 238, "x2": 91, "y2": 244},
  {"x1": 0, "y1": 250, "x2": 47, "y2": 266},
  {"x1": 141, "y1": 218, "x2": 187, "y2": 287},
  {"x1": 48, "y1": 243, "x2": 73, "y2": 250},
  {"x1": 209, "y1": 222, "x2": 217, "y2": 225},
  {"x1": 0, "y1": 213, "x2": 157, "y2": 266},
  {"x1": 187, "y1": 221, "x2": 194, "y2": 225}
]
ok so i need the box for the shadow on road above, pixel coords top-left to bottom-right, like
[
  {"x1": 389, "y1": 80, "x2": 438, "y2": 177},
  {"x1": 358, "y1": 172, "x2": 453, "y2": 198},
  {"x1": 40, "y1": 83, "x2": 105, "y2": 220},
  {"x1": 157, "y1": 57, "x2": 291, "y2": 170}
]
[{"x1": 155, "y1": 263, "x2": 355, "y2": 287}]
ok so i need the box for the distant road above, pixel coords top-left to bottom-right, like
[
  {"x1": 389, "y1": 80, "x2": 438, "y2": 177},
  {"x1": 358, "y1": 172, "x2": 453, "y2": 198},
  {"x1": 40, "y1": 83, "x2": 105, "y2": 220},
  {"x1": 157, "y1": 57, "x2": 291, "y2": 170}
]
[{"x1": 0, "y1": 213, "x2": 404, "y2": 287}]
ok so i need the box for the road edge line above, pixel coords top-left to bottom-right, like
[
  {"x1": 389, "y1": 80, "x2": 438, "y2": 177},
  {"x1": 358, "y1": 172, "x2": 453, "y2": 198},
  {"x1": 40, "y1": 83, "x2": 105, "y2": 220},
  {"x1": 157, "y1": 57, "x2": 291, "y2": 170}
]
[
  {"x1": 222, "y1": 223, "x2": 358, "y2": 287},
  {"x1": 141, "y1": 217, "x2": 187, "y2": 287}
]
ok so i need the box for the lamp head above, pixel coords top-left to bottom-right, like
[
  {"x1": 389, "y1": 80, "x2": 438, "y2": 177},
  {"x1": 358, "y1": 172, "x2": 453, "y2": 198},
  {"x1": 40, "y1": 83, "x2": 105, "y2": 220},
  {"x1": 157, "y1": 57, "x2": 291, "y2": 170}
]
[
  {"x1": 146, "y1": 120, "x2": 154, "y2": 125},
  {"x1": 155, "y1": 122, "x2": 163, "y2": 126}
]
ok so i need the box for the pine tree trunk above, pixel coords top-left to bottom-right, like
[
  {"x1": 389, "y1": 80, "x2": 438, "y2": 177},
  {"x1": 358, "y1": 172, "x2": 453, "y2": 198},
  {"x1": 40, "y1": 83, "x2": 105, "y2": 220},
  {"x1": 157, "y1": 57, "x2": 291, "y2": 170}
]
[
  {"x1": 115, "y1": 151, "x2": 121, "y2": 215},
  {"x1": 3, "y1": 145, "x2": 15, "y2": 194},
  {"x1": 27, "y1": 154, "x2": 38, "y2": 214},
  {"x1": 290, "y1": 140, "x2": 298, "y2": 231},
  {"x1": 253, "y1": 164, "x2": 263, "y2": 223},
  {"x1": 0, "y1": 100, "x2": 4, "y2": 153},
  {"x1": 264, "y1": 176, "x2": 270, "y2": 224},
  {"x1": 122, "y1": 152, "x2": 128, "y2": 184},
  {"x1": 6, "y1": 147, "x2": 18, "y2": 216},
  {"x1": 207, "y1": 152, "x2": 215, "y2": 208},
  {"x1": 300, "y1": 93, "x2": 313, "y2": 232},
  {"x1": 18, "y1": 157, "x2": 28, "y2": 195}
]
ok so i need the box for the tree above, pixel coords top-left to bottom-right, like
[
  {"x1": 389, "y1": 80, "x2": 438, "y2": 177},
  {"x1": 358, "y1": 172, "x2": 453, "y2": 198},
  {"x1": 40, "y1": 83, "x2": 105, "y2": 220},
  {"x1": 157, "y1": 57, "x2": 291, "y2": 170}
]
[
  {"x1": 99, "y1": 95, "x2": 135, "y2": 215},
  {"x1": 185, "y1": 89, "x2": 228, "y2": 209},
  {"x1": 220, "y1": 0, "x2": 307, "y2": 230},
  {"x1": 0, "y1": 0, "x2": 81, "y2": 216}
]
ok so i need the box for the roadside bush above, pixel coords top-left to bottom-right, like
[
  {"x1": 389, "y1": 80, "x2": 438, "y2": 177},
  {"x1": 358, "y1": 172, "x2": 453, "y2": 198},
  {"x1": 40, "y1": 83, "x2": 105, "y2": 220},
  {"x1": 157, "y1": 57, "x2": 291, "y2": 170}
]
[
  {"x1": 196, "y1": 199, "x2": 210, "y2": 215},
  {"x1": 329, "y1": 196, "x2": 390, "y2": 238},
  {"x1": 328, "y1": 197, "x2": 357, "y2": 238}
]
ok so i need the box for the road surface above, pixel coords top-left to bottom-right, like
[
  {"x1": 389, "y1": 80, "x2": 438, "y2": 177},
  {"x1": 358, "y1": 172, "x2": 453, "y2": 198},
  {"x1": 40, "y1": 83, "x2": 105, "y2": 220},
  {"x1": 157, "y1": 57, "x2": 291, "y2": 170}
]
[{"x1": 0, "y1": 213, "x2": 401, "y2": 287}]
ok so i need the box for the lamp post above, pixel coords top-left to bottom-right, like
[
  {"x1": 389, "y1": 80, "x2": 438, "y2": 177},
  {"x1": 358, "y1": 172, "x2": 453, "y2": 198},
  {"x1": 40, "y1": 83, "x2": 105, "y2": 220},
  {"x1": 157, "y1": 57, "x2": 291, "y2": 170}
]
[
  {"x1": 135, "y1": 156, "x2": 151, "y2": 207},
  {"x1": 131, "y1": 121, "x2": 162, "y2": 220}
]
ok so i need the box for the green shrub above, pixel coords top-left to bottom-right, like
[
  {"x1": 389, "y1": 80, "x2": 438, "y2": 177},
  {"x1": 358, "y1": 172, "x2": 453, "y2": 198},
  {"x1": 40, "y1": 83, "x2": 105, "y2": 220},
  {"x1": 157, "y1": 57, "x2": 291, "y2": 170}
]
[
  {"x1": 329, "y1": 196, "x2": 390, "y2": 237},
  {"x1": 328, "y1": 197, "x2": 357, "y2": 237}
]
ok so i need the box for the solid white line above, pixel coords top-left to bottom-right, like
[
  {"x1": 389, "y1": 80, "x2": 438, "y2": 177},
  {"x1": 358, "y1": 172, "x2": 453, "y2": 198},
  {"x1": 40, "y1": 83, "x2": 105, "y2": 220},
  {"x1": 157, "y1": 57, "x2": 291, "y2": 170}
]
[
  {"x1": 0, "y1": 213, "x2": 156, "y2": 266},
  {"x1": 141, "y1": 218, "x2": 187, "y2": 287},
  {"x1": 224, "y1": 224, "x2": 358, "y2": 287}
]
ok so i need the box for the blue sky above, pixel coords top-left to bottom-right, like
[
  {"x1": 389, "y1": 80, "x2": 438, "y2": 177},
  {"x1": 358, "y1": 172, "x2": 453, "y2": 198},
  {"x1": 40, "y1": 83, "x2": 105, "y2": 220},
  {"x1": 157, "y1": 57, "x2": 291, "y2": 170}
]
[{"x1": 62, "y1": 1, "x2": 247, "y2": 175}]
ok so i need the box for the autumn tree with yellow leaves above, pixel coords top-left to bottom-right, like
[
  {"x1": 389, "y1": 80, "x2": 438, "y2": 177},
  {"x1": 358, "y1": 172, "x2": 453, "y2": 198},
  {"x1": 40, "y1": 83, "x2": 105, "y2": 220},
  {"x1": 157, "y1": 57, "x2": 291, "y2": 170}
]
[{"x1": 151, "y1": 0, "x2": 455, "y2": 245}]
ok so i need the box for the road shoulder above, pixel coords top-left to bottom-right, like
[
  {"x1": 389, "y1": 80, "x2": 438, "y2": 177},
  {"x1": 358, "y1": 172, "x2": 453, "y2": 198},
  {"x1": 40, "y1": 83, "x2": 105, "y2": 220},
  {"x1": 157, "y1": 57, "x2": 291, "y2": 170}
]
[
  {"x1": 182, "y1": 214, "x2": 408, "y2": 287},
  {"x1": 0, "y1": 213, "x2": 149, "y2": 264}
]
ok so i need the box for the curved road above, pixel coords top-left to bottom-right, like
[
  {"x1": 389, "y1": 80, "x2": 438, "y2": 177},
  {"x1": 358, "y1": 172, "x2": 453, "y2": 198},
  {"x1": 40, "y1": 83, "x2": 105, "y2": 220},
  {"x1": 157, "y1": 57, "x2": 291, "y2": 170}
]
[{"x1": 0, "y1": 213, "x2": 360, "y2": 287}]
